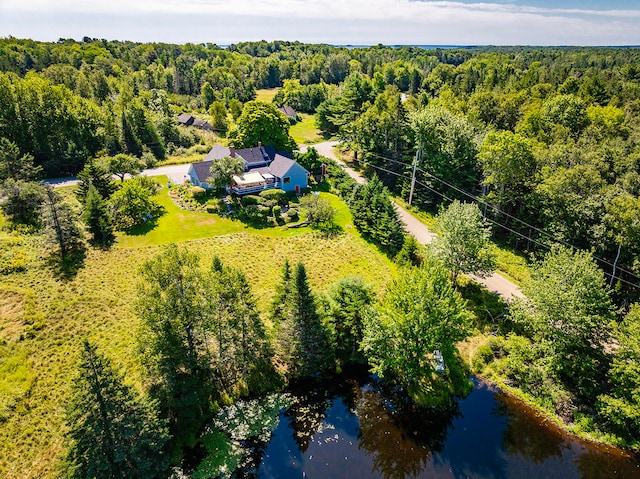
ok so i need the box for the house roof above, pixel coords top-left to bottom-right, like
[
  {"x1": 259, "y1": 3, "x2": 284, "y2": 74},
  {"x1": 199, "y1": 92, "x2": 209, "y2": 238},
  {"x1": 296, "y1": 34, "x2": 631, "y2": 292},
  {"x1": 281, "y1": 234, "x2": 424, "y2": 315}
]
[
  {"x1": 203, "y1": 144, "x2": 231, "y2": 162},
  {"x1": 192, "y1": 119, "x2": 211, "y2": 129},
  {"x1": 178, "y1": 113, "x2": 194, "y2": 125},
  {"x1": 278, "y1": 106, "x2": 297, "y2": 117},
  {"x1": 203, "y1": 144, "x2": 276, "y2": 167},
  {"x1": 237, "y1": 146, "x2": 276, "y2": 165},
  {"x1": 191, "y1": 160, "x2": 213, "y2": 183},
  {"x1": 268, "y1": 155, "x2": 308, "y2": 178}
]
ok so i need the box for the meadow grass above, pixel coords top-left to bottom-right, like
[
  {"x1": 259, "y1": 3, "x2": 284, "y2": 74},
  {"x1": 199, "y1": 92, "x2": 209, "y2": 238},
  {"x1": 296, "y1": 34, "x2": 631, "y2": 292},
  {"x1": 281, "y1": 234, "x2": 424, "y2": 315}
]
[
  {"x1": 255, "y1": 88, "x2": 280, "y2": 103},
  {"x1": 0, "y1": 188, "x2": 396, "y2": 479},
  {"x1": 290, "y1": 113, "x2": 323, "y2": 145}
]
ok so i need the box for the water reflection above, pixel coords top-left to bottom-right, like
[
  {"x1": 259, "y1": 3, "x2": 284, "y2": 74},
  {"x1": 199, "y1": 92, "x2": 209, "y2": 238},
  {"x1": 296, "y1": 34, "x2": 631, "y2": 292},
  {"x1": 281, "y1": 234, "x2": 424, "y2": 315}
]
[
  {"x1": 249, "y1": 374, "x2": 640, "y2": 479},
  {"x1": 494, "y1": 390, "x2": 566, "y2": 463},
  {"x1": 358, "y1": 379, "x2": 459, "y2": 479}
]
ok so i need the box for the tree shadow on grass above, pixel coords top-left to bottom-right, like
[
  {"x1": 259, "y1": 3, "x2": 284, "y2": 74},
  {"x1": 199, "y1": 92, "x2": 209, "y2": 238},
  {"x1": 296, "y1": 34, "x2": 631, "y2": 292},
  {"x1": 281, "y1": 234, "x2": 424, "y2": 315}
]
[
  {"x1": 46, "y1": 248, "x2": 86, "y2": 280},
  {"x1": 123, "y1": 217, "x2": 161, "y2": 236},
  {"x1": 457, "y1": 277, "x2": 509, "y2": 333}
]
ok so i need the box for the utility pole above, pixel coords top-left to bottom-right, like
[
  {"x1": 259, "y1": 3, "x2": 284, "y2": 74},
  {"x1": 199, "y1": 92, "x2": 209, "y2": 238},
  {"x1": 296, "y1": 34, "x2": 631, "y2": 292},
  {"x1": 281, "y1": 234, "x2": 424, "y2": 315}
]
[{"x1": 408, "y1": 147, "x2": 421, "y2": 207}]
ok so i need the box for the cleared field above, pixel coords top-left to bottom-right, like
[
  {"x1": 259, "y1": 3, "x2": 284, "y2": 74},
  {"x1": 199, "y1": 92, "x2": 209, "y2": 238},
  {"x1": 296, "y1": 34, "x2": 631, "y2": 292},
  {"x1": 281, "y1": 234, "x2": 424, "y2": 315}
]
[
  {"x1": 0, "y1": 191, "x2": 395, "y2": 479},
  {"x1": 290, "y1": 113, "x2": 323, "y2": 145}
]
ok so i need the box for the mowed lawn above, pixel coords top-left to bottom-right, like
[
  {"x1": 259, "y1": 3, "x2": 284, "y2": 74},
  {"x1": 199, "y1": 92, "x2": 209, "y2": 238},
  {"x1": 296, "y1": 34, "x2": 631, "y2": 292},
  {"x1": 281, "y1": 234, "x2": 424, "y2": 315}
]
[
  {"x1": 0, "y1": 184, "x2": 396, "y2": 479},
  {"x1": 116, "y1": 176, "x2": 343, "y2": 248}
]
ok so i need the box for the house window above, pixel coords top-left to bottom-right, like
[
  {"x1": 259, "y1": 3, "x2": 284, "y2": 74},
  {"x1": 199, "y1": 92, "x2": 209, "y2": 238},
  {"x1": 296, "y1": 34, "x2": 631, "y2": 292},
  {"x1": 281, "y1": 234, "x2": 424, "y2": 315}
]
[{"x1": 283, "y1": 177, "x2": 291, "y2": 184}]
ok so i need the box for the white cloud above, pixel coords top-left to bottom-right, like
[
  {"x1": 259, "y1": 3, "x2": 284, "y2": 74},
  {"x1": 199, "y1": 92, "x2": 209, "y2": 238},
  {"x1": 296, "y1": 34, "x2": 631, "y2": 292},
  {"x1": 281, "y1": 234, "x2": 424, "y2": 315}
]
[{"x1": 1, "y1": 0, "x2": 639, "y2": 44}]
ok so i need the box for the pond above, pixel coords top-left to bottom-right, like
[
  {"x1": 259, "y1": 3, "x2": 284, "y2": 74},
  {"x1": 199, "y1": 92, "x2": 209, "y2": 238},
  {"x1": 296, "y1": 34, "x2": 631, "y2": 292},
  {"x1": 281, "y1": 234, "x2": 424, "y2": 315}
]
[
  {"x1": 246, "y1": 371, "x2": 640, "y2": 479},
  {"x1": 186, "y1": 368, "x2": 640, "y2": 479}
]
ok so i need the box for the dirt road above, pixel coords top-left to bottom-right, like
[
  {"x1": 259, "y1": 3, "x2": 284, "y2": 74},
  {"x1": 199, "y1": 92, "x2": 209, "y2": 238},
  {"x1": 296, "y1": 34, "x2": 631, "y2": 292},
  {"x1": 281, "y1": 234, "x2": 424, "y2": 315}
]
[{"x1": 304, "y1": 141, "x2": 524, "y2": 301}]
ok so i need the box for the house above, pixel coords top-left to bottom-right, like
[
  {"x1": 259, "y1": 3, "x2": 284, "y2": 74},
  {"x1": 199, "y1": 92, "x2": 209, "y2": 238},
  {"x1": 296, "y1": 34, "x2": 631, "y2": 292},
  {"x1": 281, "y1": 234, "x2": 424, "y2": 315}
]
[
  {"x1": 178, "y1": 114, "x2": 212, "y2": 130},
  {"x1": 192, "y1": 118, "x2": 212, "y2": 131},
  {"x1": 278, "y1": 106, "x2": 298, "y2": 121},
  {"x1": 177, "y1": 113, "x2": 195, "y2": 126},
  {"x1": 187, "y1": 144, "x2": 309, "y2": 195}
]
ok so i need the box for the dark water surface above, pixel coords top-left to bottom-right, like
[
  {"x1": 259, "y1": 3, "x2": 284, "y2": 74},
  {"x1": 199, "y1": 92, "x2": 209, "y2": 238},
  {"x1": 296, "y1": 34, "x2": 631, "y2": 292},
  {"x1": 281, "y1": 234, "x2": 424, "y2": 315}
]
[{"x1": 252, "y1": 374, "x2": 640, "y2": 479}]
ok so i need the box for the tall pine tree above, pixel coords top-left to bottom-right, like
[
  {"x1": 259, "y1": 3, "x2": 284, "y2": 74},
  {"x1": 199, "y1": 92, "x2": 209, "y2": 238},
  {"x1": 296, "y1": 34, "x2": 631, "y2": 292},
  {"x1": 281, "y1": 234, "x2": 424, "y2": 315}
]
[
  {"x1": 83, "y1": 185, "x2": 115, "y2": 247},
  {"x1": 65, "y1": 340, "x2": 170, "y2": 479}
]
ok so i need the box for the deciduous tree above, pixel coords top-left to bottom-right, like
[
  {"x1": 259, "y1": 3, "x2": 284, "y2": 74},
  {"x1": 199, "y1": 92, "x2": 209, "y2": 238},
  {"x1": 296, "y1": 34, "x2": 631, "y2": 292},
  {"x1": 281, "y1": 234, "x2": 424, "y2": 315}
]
[
  {"x1": 432, "y1": 200, "x2": 496, "y2": 285},
  {"x1": 228, "y1": 101, "x2": 296, "y2": 152}
]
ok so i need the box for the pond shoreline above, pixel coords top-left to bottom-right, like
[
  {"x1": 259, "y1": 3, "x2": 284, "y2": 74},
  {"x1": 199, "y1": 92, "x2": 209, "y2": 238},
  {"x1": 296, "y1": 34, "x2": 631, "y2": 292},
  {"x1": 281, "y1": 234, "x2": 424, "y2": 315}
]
[{"x1": 474, "y1": 372, "x2": 639, "y2": 456}]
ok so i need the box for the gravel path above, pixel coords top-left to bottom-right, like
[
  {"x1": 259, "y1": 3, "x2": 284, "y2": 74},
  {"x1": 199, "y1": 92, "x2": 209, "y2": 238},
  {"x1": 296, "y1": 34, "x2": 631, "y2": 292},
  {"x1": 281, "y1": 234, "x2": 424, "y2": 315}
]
[{"x1": 304, "y1": 141, "x2": 524, "y2": 301}]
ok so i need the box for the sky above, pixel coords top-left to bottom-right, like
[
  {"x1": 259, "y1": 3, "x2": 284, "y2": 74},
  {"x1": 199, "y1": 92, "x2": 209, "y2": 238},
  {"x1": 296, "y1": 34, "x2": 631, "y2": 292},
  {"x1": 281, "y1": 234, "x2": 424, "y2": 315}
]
[{"x1": 1, "y1": 0, "x2": 639, "y2": 46}]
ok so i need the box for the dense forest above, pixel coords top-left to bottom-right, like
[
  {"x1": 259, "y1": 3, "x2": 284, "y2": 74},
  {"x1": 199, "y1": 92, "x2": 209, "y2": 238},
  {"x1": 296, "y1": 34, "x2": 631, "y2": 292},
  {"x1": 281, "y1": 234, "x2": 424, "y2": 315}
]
[{"x1": 2, "y1": 37, "x2": 640, "y2": 478}]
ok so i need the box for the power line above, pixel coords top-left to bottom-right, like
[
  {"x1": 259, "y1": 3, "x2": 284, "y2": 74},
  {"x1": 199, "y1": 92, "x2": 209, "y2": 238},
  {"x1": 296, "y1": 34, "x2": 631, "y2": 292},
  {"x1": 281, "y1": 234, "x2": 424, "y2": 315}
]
[
  {"x1": 356, "y1": 150, "x2": 640, "y2": 283},
  {"x1": 346, "y1": 154, "x2": 640, "y2": 290}
]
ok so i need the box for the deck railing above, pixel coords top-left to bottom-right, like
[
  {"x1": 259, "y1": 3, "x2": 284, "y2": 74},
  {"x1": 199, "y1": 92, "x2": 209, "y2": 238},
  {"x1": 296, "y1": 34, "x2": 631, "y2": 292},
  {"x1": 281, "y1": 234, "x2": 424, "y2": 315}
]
[{"x1": 231, "y1": 182, "x2": 279, "y2": 195}]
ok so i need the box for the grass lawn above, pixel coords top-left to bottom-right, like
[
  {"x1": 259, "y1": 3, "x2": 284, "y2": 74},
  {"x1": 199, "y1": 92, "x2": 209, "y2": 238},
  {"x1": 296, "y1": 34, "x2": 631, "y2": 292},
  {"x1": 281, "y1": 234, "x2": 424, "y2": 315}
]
[
  {"x1": 0, "y1": 182, "x2": 396, "y2": 479},
  {"x1": 255, "y1": 88, "x2": 280, "y2": 103},
  {"x1": 116, "y1": 177, "x2": 358, "y2": 248},
  {"x1": 290, "y1": 113, "x2": 323, "y2": 145}
]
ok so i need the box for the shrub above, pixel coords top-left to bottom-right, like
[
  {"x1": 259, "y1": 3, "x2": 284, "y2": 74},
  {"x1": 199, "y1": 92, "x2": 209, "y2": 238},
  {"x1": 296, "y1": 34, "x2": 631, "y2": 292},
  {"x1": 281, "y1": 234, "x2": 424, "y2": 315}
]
[
  {"x1": 241, "y1": 195, "x2": 260, "y2": 206},
  {"x1": 259, "y1": 189, "x2": 288, "y2": 206},
  {"x1": 272, "y1": 205, "x2": 281, "y2": 218},
  {"x1": 285, "y1": 209, "x2": 299, "y2": 222},
  {"x1": 472, "y1": 344, "x2": 495, "y2": 372},
  {"x1": 190, "y1": 186, "x2": 206, "y2": 198}
]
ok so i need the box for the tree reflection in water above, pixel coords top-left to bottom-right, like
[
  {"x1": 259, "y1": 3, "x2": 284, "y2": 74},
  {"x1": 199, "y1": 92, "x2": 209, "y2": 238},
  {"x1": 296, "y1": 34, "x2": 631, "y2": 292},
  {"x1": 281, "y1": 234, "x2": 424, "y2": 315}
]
[
  {"x1": 357, "y1": 379, "x2": 459, "y2": 479},
  {"x1": 494, "y1": 391, "x2": 566, "y2": 463}
]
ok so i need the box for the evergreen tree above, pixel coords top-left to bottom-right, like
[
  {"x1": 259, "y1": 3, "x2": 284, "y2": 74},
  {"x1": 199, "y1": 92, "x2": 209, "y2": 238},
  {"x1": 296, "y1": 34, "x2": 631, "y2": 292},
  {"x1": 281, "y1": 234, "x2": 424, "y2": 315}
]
[
  {"x1": 350, "y1": 175, "x2": 405, "y2": 256},
  {"x1": 41, "y1": 185, "x2": 84, "y2": 258},
  {"x1": 83, "y1": 185, "x2": 115, "y2": 247},
  {"x1": 0, "y1": 179, "x2": 45, "y2": 227},
  {"x1": 75, "y1": 157, "x2": 115, "y2": 202},
  {"x1": 292, "y1": 262, "x2": 331, "y2": 377},
  {"x1": 205, "y1": 256, "x2": 271, "y2": 390},
  {"x1": 65, "y1": 340, "x2": 170, "y2": 479}
]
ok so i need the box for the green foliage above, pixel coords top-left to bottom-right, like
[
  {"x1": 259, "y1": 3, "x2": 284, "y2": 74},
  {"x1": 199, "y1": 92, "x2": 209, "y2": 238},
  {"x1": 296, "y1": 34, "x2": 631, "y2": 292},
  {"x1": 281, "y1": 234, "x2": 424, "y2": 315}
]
[
  {"x1": 596, "y1": 305, "x2": 640, "y2": 445},
  {"x1": 107, "y1": 153, "x2": 143, "y2": 182},
  {"x1": 41, "y1": 186, "x2": 84, "y2": 259},
  {"x1": 362, "y1": 258, "x2": 473, "y2": 406},
  {"x1": 410, "y1": 104, "x2": 480, "y2": 206},
  {"x1": 299, "y1": 193, "x2": 337, "y2": 231},
  {"x1": 209, "y1": 101, "x2": 228, "y2": 132},
  {"x1": 259, "y1": 188, "x2": 288, "y2": 205},
  {"x1": 208, "y1": 155, "x2": 245, "y2": 190},
  {"x1": 432, "y1": 200, "x2": 496, "y2": 284},
  {"x1": 510, "y1": 246, "x2": 615, "y2": 407},
  {"x1": 394, "y1": 234, "x2": 423, "y2": 267},
  {"x1": 64, "y1": 340, "x2": 170, "y2": 479},
  {"x1": 228, "y1": 101, "x2": 296, "y2": 152},
  {"x1": 0, "y1": 179, "x2": 45, "y2": 228},
  {"x1": 241, "y1": 195, "x2": 260, "y2": 206},
  {"x1": 109, "y1": 177, "x2": 163, "y2": 230},
  {"x1": 478, "y1": 131, "x2": 538, "y2": 214},
  {"x1": 189, "y1": 186, "x2": 206, "y2": 198},
  {"x1": 0, "y1": 138, "x2": 41, "y2": 181},
  {"x1": 204, "y1": 256, "x2": 273, "y2": 392},
  {"x1": 273, "y1": 261, "x2": 331, "y2": 379},
  {"x1": 322, "y1": 276, "x2": 375, "y2": 366},
  {"x1": 75, "y1": 157, "x2": 115, "y2": 202},
  {"x1": 136, "y1": 245, "x2": 216, "y2": 448},
  {"x1": 82, "y1": 185, "x2": 114, "y2": 247},
  {"x1": 349, "y1": 175, "x2": 404, "y2": 256}
]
